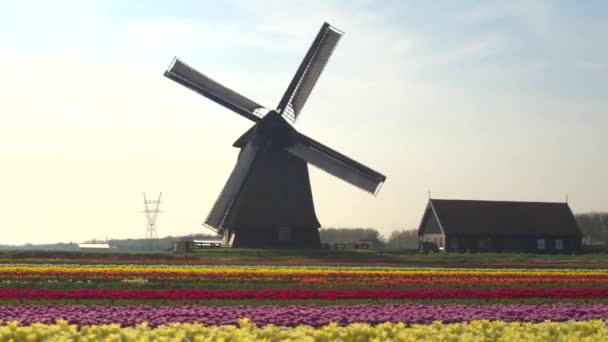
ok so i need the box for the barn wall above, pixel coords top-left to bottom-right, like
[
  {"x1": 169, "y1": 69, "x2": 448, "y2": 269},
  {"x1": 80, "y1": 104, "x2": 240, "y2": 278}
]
[
  {"x1": 420, "y1": 207, "x2": 442, "y2": 234},
  {"x1": 446, "y1": 235, "x2": 582, "y2": 253},
  {"x1": 420, "y1": 233, "x2": 444, "y2": 250},
  {"x1": 418, "y1": 206, "x2": 446, "y2": 251}
]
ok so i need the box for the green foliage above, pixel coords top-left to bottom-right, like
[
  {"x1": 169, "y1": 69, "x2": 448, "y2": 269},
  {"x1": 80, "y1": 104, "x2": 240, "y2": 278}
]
[
  {"x1": 576, "y1": 212, "x2": 608, "y2": 247},
  {"x1": 319, "y1": 228, "x2": 385, "y2": 247},
  {"x1": 1, "y1": 248, "x2": 608, "y2": 268},
  {"x1": 386, "y1": 229, "x2": 419, "y2": 249}
]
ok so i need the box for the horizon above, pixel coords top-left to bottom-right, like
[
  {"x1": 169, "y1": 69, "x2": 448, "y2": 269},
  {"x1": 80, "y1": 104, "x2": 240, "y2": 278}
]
[{"x1": 1, "y1": 1, "x2": 607, "y2": 245}]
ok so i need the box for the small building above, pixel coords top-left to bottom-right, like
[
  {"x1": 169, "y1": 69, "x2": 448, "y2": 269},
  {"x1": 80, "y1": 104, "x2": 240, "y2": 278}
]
[
  {"x1": 417, "y1": 198, "x2": 582, "y2": 253},
  {"x1": 173, "y1": 239, "x2": 223, "y2": 253},
  {"x1": 77, "y1": 243, "x2": 111, "y2": 251}
]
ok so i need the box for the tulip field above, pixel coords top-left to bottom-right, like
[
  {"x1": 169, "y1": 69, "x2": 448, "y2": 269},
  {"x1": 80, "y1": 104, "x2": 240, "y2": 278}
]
[{"x1": 1, "y1": 256, "x2": 608, "y2": 340}]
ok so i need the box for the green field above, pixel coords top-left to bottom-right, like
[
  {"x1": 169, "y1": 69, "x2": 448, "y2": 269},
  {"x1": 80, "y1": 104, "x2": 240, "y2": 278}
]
[{"x1": 1, "y1": 249, "x2": 607, "y2": 268}]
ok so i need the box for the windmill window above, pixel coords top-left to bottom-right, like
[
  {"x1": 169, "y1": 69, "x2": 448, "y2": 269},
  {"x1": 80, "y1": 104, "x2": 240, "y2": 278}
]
[
  {"x1": 278, "y1": 227, "x2": 291, "y2": 241},
  {"x1": 536, "y1": 239, "x2": 546, "y2": 250},
  {"x1": 555, "y1": 239, "x2": 563, "y2": 250}
]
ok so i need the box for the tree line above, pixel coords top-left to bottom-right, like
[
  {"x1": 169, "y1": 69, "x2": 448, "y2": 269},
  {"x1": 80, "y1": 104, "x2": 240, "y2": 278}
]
[
  {"x1": 319, "y1": 228, "x2": 418, "y2": 249},
  {"x1": 576, "y1": 212, "x2": 608, "y2": 245}
]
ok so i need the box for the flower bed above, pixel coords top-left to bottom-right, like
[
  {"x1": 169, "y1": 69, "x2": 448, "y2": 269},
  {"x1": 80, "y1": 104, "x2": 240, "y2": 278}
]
[
  {"x1": 1, "y1": 287, "x2": 608, "y2": 301},
  {"x1": 1, "y1": 261, "x2": 608, "y2": 339},
  {"x1": 0, "y1": 320, "x2": 606, "y2": 341},
  {"x1": 1, "y1": 304, "x2": 608, "y2": 327}
]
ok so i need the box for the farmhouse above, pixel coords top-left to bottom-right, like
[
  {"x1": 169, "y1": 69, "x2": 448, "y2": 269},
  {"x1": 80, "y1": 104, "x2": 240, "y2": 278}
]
[{"x1": 417, "y1": 199, "x2": 582, "y2": 253}]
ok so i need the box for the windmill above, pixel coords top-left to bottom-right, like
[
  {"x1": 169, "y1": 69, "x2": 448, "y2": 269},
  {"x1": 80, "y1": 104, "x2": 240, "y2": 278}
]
[{"x1": 164, "y1": 22, "x2": 386, "y2": 248}]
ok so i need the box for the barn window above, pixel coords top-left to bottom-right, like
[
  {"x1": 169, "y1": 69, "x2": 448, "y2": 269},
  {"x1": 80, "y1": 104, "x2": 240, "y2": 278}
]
[
  {"x1": 555, "y1": 239, "x2": 563, "y2": 250},
  {"x1": 536, "y1": 239, "x2": 546, "y2": 250}
]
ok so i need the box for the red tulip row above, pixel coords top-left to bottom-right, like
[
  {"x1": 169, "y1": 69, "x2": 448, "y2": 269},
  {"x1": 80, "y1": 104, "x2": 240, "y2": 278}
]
[{"x1": 0, "y1": 288, "x2": 607, "y2": 301}]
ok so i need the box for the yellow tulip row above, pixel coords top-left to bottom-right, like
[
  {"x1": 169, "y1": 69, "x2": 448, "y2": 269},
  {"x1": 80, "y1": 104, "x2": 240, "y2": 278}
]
[
  {"x1": 0, "y1": 319, "x2": 606, "y2": 342},
  {"x1": 0, "y1": 265, "x2": 604, "y2": 277}
]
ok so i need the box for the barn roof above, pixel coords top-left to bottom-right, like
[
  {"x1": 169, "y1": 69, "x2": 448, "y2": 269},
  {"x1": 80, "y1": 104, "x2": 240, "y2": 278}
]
[{"x1": 425, "y1": 199, "x2": 582, "y2": 237}]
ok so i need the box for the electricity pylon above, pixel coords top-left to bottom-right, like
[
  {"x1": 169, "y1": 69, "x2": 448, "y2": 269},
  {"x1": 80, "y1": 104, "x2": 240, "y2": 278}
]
[{"x1": 142, "y1": 192, "x2": 162, "y2": 239}]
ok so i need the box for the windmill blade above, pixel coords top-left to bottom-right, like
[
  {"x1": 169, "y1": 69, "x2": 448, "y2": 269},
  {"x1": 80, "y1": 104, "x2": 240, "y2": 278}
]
[
  {"x1": 276, "y1": 22, "x2": 343, "y2": 123},
  {"x1": 204, "y1": 129, "x2": 266, "y2": 232},
  {"x1": 286, "y1": 133, "x2": 386, "y2": 195},
  {"x1": 165, "y1": 58, "x2": 267, "y2": 122}
]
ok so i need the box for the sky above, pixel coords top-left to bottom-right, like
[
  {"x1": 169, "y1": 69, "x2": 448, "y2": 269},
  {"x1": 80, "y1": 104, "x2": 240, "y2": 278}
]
[{"x1": 0, "y1": 0, "x2": 606, "y2": 245}]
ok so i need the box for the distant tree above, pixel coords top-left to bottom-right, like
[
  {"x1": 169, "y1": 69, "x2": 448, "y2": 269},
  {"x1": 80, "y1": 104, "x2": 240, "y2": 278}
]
[
  {"x1": 386, "y1": 229, "x2": 419, "y2": 249},
  {"x1": 576, "y1": 212, "x2": 608, "y2": 245},
  {"x1": 319, "y1": 228, "x2": 385, "y2": 247}
]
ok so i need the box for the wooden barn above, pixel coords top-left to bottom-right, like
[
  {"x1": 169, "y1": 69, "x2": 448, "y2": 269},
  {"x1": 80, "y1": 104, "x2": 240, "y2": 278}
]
[{"x1": 417, "y1": 199, "x2": 582, "y2": 253}]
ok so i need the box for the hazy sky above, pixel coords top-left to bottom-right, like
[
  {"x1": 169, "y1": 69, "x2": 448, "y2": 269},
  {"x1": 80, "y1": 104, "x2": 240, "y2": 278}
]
[{"x1": 1, "y1": 0, "x2": 606, "y2": 244}]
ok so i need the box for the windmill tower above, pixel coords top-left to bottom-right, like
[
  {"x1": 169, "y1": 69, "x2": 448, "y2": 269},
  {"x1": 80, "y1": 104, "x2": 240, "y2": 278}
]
[
  {"x1": 164, "y1": 22, "x2": 386, "y2": 248},
  {"x1": 142, "y1": 192, "x2": 162, "y2": 239}
]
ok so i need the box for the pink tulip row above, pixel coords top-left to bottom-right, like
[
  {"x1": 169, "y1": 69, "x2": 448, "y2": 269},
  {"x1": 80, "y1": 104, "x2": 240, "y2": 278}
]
[{"x1": 1, "y1": 303, "x2": 607, "y2": 327}]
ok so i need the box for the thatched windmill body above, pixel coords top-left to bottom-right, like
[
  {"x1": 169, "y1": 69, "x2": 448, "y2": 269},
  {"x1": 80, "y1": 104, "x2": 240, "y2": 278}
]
[{"x1": 165, "y1": 23, "x2": 386, "y2": 248}]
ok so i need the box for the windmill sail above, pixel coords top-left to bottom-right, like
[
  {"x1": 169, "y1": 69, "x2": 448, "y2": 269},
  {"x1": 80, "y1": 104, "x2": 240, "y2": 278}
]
[
  {"x1": 165, "y1": 58, "x2": 267, "y2": 122},
  {"x1": 286, "y1": 133, "x2": 386, "y2": 194},
  {"x1": 205, "y1": 130, "x2": 267, "y2": 231},
  {"x1": 277, "y1": 23, "x2": 343, "y2": 122}
]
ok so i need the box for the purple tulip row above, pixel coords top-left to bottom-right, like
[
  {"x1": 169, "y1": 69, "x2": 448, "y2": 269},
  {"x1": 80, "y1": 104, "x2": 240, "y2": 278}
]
[{"x1": 1, "y1": 304, "x2": 608, "y2": 327}]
